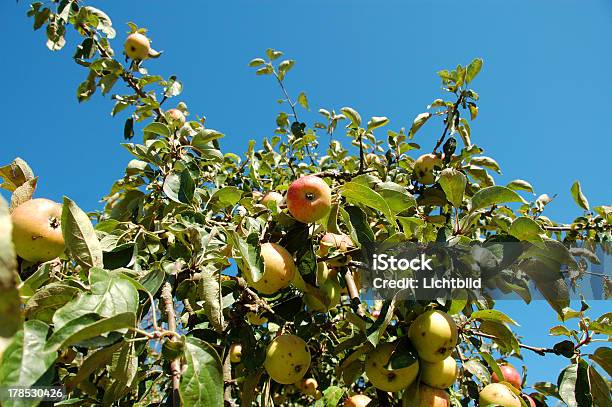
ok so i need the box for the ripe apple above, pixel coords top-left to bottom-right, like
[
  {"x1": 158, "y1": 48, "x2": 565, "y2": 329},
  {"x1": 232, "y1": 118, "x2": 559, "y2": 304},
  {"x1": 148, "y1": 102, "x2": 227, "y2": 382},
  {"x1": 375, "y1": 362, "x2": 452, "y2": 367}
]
[
  {"x1": 297, "y1": 377, "x2": 318, "y2": 396},
  {"x1": 419, "y1": 384, "x2": 451, "y2": 407},
  {"x1": 229, "y1": 343, "x2": 242, "y2": 363},
  {"x1": 11, "y1": 198, "x2": 64, "y2": 263},
  {"x1": 492, "y1": 364, "x2": 522, "y2": 390},
  {"x1": 345, "y1": 394, "x2": 372, "y2": 407},
  {"x1": 264, "y1": 334, "x2": 311, "y2": 384},
  {"x1": 408, "y1": 310, "x2": 458, "y2": 363},
  {"x1": 479, "y1": 383, "x2": 522, "y2": 407},
  {"x1": 318, "y1": 232, "x2": 353, "y2": 257},
  {"x1": 365, "y1": 342, "x2": 419, "y2": 392},
  {"x1": 420, "y1": 356, "x2": 458, "y2": 389},
  {"x1": 165, "y1": 108, "x2": 186, "y2": 128},
  {"x1": 261, "y1": 191, "x2": 284, "y2": 207},
  {"x1": 413, "y1": 153, "x2": 443, "y2": 185},
  {"x1": 124, "y1": 32, "x2": 151, "y2": 60},
  {"x1": 286, "y1": 175, "x2": 331, "y2": 224},
  {"x1": 246, "y1": 242, "x2": 296, "y2": 294}
]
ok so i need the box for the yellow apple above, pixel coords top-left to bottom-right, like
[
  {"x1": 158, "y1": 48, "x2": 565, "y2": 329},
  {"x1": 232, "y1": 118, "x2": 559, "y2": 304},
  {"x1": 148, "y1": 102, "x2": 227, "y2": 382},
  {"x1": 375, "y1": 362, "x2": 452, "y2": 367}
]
[
  {"x1": 11, "y1": 198, "x2": 64, "y2": 263},
  {"x1": 229, "y1": 343, "x2": 242, "y2": 363},
  {"x1": 413, "y1": 153, "x2": 442, "y2": 185},
  {"x1": 246, "y1": 311, "x2": 268, "y2": 325},
  {"x1": 296, "y1": 378, "x2": 318, "y2": 396},
  {"x1": 419, "y1": 384, "x2": 451, "y2": 407},
  {"x1": 264, "y1": 334, "x2": 311, "y2": 384},
  {"x1": 479, "y1": 383, "x2": 522, "y2": 407},
  {"x1": 408, "y1": 310, "x2": 458, "y2": 363},
  {"x1": 246, "y1": 242, "x2": 296, "y2": 295},
  {"x1": 124, "y1": 32, "x2": 151, "y2": 60},
  {"x1": 365, "y1": 342, "x2": 419, "y2": 392},
  {"x1": 420, "y1": 356, "x2": 458, "y2": 389},
  {"x1": 286, "y1": 175, "x2": 331, "y2": 223}
]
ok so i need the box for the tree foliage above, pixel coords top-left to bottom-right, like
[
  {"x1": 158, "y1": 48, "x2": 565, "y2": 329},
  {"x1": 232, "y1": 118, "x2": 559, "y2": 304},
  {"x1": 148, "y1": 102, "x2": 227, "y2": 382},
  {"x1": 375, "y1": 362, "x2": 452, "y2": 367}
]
[{"x1": 0, "y1": 1, "x2": 610, "y2": 406}]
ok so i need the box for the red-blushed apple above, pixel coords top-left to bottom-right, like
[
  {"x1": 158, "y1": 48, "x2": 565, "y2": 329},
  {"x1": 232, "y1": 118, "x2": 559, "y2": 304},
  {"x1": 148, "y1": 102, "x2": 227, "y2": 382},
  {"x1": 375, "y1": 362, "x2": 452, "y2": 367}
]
[
  {"x1": 344, "y1": 394, "x2": 372, "y2": 407},
  {"x1": 165, "y1": 108, "x2": 186, "y2": 128},
  {"x1": 413, "y1": 153, "x2": 442, "y2": 184},
  {"x1": 261, "y1": 191, "x2": 284, "y2": 207},
  {"x1": 246, "y1": 242, "x2": 296, "y2": 294},
  {"x1": 286, "y1": 175, "x2": 331, "y2": 223},
  {"x1": 318, "y1": 232, "x2": 353, "y2": 257},
  {"x1": 492, "y1": 364, "x2": 522, "y2": 390},
  {"x1": 11, "y1": 198, "x2": 64, "y2": 263},
  {"x1": 419, "y1": 384, "x2": 451, "y2": 407},
  {"x1": 124, "y1": 32, "x2": 151, "y2": 60},
  {"x1": 264, "y1": 334, "x2": 311, "y2": 384}
]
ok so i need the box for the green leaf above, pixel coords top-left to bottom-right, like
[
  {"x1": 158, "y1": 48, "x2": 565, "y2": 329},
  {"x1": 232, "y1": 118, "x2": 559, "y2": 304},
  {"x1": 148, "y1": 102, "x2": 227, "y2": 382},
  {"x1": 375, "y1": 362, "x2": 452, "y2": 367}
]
[
  {"x1": 0, "y1": 196, "x2": 20, "y2": 339},
  {"x1": 0, "y1": 320, "x2": 55, "y2": 394},
  {"x1": 143, "y1": 122, "x2": 171, "y2": 138},
  {"x1": 589, "y1": 347, "x2": 612, "y2": 376},
  {"x1": 61, "y1": 197, "x2": 103, "y2": 270},
  {"x1": 24, "y1": 283, "x2": 80, "y2": 324},
  {"x1": 192, "y1": 129, "x2": 224, "y2": 150},
  {"x1": 466, "y1": 58, "x2": 483, "y2": 83},
  {"x1": 479, "y1": 351, "x2": 504, "y2": 384},
  {"x1": 506, "y1": 179, "x2": 534, "y2": 194},
  {"x1": 197, "y1": 268, "x2": 224, "y2": 332},
  {"x1": 570, "y1": 181, "x2": 590, "y2": 211},
  {"x1": 408, "y1": 112, "x2": 431, "y2": 139},
  {"x1": 479, "y1": 320, "x2": 521, "y2": 355},
  {"x1": 45, "y1": 312, "x2": 136, "y2": 352},
  {"x1": 179, "y1": 337, "x2": 223, "y2": 407},
  {"x1": 376, "y1": 182, "x2": 417, "y2": 214},
  {"x1": 367, "y1": 116, "x2": 389, "y2": 131},
  {"x1": 588, "y1": 364, "x2": 612, "y2": 407},
  {"x1": 265, "y1": 48, "x2": 283, "y2": 61},
  {"x1": 163, "y1": 171, "x2": 196, "y2": 204},
  {"x1": 53, "y1": 268, "x2": 138, "y2": 330},
  {"x1": 549, "y1": 325, "x2": 572, "y2": 337},
  {"x1": 0, "y1": 157, "x2": 35, "y2": 192},
  {"x1": 248, "y1": 58, "x2": 265, "y2": 67},
  {"x1": 211, "y1": 187, "x2": 242, "y2": 207},
  {"x1": 314, "y1": 385, "x2": 345, "y2": 407},
  {"x1": 439, "y1": 168, "x2": 467, "y2": 207},
  {"x1": 471, "y1": 186, "x2": 526, "y2": 212},
  {"x1": 340, "y1": 107, "x2": 361, "y2": 127},
  {"x1": 226, "y1": 231, "x2": 263, "y2": 284},
  {"x1": 297, "y1": 92, "x2": 309, "y2": 110},
  {"x1": 509, "y1": 217, "x2": 544, "y2": 242},
  {"x1": 464, "y1": 359, "x2": 491, "y2": 384},
  {"x1": 66, "y1": 341, "x2": 124, "y2": 389},
  {"x1": 471, "y1": 156, "x2": 501, "y2": 174},
  {"x1": 341, "y1": 182, "x2": 395, "y2": 233},
  {"x1": 557, "y1": 360, "x2": 592, "y2": 407},
  {"x1": 471, "y1": 309, "x2": 519, "y2": 326}
]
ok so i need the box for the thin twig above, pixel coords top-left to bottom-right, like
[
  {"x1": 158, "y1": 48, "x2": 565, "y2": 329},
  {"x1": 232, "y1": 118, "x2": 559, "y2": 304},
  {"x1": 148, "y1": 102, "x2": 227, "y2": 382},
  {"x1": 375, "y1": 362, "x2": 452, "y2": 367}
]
[
  {"x1": 468, "y1": 330, "x2": 557, "y2": 356},
  {"x1": 433, "y1": 92, "x2": 464, "y2": 153}
]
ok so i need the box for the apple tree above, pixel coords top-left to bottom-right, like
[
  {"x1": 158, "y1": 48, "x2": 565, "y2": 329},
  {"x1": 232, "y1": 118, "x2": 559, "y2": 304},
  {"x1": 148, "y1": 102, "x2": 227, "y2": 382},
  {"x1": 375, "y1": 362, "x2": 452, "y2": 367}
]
[{"x1": 0, "y1": 1, "x2": 610, "y2": 406}]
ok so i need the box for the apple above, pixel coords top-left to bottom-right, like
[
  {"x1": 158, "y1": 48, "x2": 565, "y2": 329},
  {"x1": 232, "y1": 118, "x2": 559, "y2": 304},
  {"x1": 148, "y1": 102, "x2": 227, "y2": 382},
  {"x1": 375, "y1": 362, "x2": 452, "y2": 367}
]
[
  {"x1": 264, "y1": 334, "x2": 311, "y2": 384},
  {"x1": 479, "y1": 383, "x2": 522, "y2": 407},
  {"x1": 297, "y1": 378, "x2": 318, "y2": 396},
  {"x1": 165, "y1": 108, "x2": 186, "y2": 128},
  {"x1": 345, "y1": 394, "x2": 372, "y2": 407},
  {"x1": 11, "y1": 198, "x2": 64, "y2": 263},
  {"x1": 523, "y1": 394, "x2": 537, "y2": 407},
  {"x1": 303, "y1": 280, "x2": 341, "y2": 312},
  {"x1": 420, "y1": 356, "x2": 458, "y2": 389},
  {"x1": 413, "y1": 153, "x2": 442, "y2": 185},
  {"x1": 246, "y1": 242, "x2": 296, "y2": 294},
  {"x1": 492, "y1": 364, "x2": 522, "y2": 390},
  {"x1": 124, "y1": 32, "x2": 151, "y2": 60},
  {"x1": 365, "y1": 342, "x2": 419, "y2": 392},
  {"x1": 286, "y1": 175, "x2": 331, "y2": 223},
  {"x1": 261, "y1": 191, "x2": 284, "y2": 207},
  {"x1": 229, "y1": 343, "x2": 242, "y2": 363},
  {"x1": 408, "y1": 310, "x2": 458, "y2": 363},
  {"x1": 318, "y1": 232, "x2": 353, "y2": 257},
  {"x1": 418, "y1": 385, "x2": 451, "y2": 407}
]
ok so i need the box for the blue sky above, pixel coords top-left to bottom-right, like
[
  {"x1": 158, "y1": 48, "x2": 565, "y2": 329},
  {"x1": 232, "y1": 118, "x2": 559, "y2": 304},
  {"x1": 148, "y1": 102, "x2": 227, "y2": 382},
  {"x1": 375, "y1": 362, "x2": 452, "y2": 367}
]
[{"x1": 1, "y1": 0, "x2": 610, "y2": 391}]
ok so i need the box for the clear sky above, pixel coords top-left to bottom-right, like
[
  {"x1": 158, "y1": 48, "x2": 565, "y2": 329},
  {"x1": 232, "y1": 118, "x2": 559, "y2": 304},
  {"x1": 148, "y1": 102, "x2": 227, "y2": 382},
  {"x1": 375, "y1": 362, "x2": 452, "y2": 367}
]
[{"x1": 1, "y1": 0, "x2": 610, "y2": 391}]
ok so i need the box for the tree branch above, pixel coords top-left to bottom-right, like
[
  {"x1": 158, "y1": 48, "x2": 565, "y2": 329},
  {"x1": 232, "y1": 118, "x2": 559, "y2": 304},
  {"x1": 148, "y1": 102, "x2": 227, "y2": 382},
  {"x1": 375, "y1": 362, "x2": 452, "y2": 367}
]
[
  {"x1": 161, "y1": 282, "x2": 182, "y2": 406},
  {"x1": 468, "y1": 329, "x2": 557, "y2": 356},
  {"x1": 432, "y1": 92, "x2": 464, "y2": 153}
]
